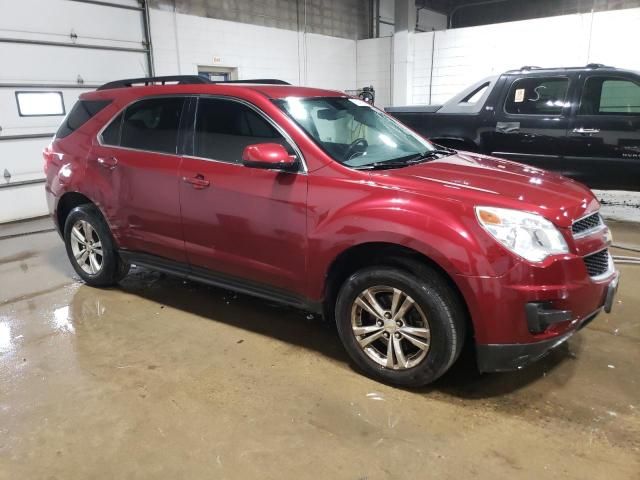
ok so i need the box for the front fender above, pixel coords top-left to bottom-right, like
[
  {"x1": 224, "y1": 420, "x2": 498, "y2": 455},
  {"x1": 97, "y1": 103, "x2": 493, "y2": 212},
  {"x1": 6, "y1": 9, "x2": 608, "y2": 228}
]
[{"x1": 306, "y1": 183, "x2": 516, "y2": 300}]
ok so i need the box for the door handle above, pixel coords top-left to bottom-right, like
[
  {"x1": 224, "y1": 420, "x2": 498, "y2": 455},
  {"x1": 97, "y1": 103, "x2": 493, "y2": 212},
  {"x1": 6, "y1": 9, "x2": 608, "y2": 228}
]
[
  {"x1": 496, "y1": 121, "x2": 520, "y2": 134},
  {"x1": 572, "y1": 127, "x2": 600, "y2": 135},
  {"x1": 97, "y1": 156, "x2": 118, "y2": 169},
  {"x1": 182, "y1": 175, "x2": 210, "y2": 189}
]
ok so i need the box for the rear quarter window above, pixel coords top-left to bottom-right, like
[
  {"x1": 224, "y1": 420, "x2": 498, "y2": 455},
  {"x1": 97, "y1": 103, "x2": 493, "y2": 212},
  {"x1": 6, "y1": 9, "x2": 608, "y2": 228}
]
[{"x1": 56, "y1": 100, "x2": 111, "y2": 138}]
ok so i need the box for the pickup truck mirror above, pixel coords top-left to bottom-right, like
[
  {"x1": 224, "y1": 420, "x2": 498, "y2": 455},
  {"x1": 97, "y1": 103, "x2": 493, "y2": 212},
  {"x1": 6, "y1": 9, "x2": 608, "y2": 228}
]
[{"x1": 241, "y1": 143, "x2": 298, "y2": 171}]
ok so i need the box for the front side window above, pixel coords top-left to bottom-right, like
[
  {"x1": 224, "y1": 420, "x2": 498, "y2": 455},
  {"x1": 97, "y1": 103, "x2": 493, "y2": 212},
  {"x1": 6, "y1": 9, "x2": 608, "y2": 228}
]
[
  {"x1": 579, "y1": 77, "x2": 640, "y2": 115},
  {"x1": 194, "y1": 98, "x2": 291, "y2": 163},
  {"x1": 120, "y1": 97, "x2": 185, "y2": 154},
  {"x1": 504, "y1": 77, "x2": 569, "y2": 115},
  {"x1": 275, "y1": 97, "x2": 435, "y2": 168}
]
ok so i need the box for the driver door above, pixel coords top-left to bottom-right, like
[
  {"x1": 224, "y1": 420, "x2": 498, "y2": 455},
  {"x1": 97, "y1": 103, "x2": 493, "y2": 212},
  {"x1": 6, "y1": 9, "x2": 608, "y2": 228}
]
[{"x1": 179, "y1": 97, "x2": 308, "y2": 294}]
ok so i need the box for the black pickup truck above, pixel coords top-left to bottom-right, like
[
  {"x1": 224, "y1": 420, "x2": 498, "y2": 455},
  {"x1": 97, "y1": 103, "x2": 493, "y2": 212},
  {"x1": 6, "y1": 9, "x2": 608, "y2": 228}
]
[{"x1": 386, "y1": 64, "x2": 640, "y2": 191}]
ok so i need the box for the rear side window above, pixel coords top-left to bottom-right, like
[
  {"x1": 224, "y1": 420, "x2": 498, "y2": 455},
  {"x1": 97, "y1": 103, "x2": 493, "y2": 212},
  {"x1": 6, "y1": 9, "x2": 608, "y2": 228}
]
[
  {"x1": 579, "y1": 77, "x2": 640, "y2": 115},
  {"x1": 56, "y1": 100, "x2": 111, "y2": 138},
  {"x1": 461, "y1": 82, "x2": 489, "y2": 104},
  {"x1": 100, "y1": 112, "x2": 123, "y2": 145},
  {"x1": 120, "y1": 97, "x2": 185, "y2": 154},
  {"x1": 504, "y1": 77, "x2": 569, "y2": 115},
  {"x1": 194, "y1": 98, "x2": 288, "y2": 163}
]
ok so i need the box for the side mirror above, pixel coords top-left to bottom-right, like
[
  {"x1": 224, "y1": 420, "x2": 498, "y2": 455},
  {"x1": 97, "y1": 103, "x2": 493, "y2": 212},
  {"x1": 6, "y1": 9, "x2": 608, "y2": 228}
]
[{"x1": 241, "y1": 143, "x2": 298, "y2": 171}]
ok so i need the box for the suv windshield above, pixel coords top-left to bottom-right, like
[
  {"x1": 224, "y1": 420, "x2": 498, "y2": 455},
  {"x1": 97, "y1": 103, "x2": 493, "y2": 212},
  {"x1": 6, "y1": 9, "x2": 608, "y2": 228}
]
[{"x1": 275, "y1": 97, "x2": 443, "y2": 169}]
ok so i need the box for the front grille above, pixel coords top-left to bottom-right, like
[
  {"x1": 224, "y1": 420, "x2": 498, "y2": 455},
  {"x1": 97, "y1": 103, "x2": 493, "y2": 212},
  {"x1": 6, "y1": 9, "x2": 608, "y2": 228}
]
[
  {"x1": 572, "y1": 213, "x2": 602, "y2": 235},
  {"x1": 583, "y1": 249, "x2": 610, "y2": 277}
]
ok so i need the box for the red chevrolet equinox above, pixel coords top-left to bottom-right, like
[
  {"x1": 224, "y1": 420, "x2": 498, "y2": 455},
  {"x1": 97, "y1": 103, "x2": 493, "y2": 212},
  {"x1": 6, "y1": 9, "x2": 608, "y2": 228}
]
[{"x1": 44, "y1": 76, "x2": 619, "y2": 387}]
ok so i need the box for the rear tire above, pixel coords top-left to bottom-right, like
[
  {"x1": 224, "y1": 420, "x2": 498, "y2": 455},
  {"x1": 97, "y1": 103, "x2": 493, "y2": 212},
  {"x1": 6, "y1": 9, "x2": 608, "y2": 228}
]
[
  {"x1": 335, "y1": 265, "x2": 466, "y2": 387},
  {"x1": 63, "y1": 204, "x2": 129, "y2": 287}
]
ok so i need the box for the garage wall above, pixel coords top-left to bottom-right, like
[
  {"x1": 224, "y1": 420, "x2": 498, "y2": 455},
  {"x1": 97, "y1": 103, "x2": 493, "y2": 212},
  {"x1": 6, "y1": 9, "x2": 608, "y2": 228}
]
[
  {"x1": 1, "y1": 3, "x2": 360, "y2": 224},
  {"x1": 356, "y1": 37, "x2": 392, "y2": 108},
  {"x1": 151, "y1": 0, "x2": 371, "y2": 40},
  {"x1": 408, "y1": 7, "x2": 640, "y2": 105},
  {"x1": 0, "y1": 0, "x2": 150, "y2": 223},
  {"x1": 150, "y1": 9, "x2": 357, "y2": 91}
]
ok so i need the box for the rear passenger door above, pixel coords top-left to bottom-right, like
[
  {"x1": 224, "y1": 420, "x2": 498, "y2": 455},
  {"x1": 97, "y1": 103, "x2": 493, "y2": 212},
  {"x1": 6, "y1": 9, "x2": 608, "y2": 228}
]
[
  {"x1": 178, "y1": 96, "x2": 308, "y2": 295},
  {"x1": 489, "y1": 74, "x2": 573, "y2": 171},
  {"x1": 565, "y1": 74, "x2": 640, "y2": 190},
  {"x1": 90, "y1": 96, "x2": 188, "y2": 262}
]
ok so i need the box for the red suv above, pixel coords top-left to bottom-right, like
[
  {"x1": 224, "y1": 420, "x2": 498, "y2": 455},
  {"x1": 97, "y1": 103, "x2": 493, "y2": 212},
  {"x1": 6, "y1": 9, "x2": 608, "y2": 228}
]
[{"x1": 44, "y1": 76, "x2": 619, "y2": 387}]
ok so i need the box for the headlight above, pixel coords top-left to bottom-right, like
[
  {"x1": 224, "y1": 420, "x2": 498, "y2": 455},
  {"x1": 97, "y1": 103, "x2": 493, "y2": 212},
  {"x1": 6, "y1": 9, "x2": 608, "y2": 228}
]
[{"x1": 475, "y1": 206, "x2": 569, "y2": 262}]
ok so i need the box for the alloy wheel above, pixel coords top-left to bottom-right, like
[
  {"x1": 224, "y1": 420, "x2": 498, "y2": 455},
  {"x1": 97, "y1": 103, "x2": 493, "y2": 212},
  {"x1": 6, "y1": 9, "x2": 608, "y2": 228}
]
[
  {"x1": 69, "y1": 219, "x2": 104, "y2": 275},
  {"x1": 350, "y1": 285, "x2": 431, "y2": 370}
]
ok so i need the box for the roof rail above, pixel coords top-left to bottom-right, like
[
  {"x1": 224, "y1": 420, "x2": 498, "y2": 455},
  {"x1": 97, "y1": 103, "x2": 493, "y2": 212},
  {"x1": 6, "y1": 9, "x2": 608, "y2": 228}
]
[
  {"x1": 97, "y1": 76, "x2": 291, "y2": 91},
  {"x1": 586, "y1": 63, "x2": 608, "y2": 69},
  {"x1": 520, "y1": 65, "x2": 541, "y2": 71},
  {"x1": 97, "y1": 75, "x2": 210, "y2": 90},
  {"x1": 212, "y1": 79, "x2": 291, "y2": 85}
]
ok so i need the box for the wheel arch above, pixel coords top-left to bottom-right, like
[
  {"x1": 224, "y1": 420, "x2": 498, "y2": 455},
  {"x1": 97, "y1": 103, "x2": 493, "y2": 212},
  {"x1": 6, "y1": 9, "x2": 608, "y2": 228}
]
[
  {"x1": 322, "y1": 242, "x2": 474, "y2": 339},
  {"x1": 56, "y1": 191, "x2": 113, "y2": 238}
]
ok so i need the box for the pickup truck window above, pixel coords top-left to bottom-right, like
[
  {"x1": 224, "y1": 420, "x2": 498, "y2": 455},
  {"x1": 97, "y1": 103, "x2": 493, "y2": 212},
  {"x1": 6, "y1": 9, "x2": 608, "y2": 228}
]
[
  {"x1": 462, "y1": 82, "x2": 489, "y2": 104},
  {"x1": 504, "y1": 77, "x2": 569, "y2": 116},
  {"x1": 579, "y1": 77, "x2": 640, "y2": 115}
]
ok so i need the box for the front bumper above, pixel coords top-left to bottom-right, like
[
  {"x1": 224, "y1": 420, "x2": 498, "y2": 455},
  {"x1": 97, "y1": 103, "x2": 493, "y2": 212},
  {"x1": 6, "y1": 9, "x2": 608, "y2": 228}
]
[{"x1": 476, "y1": 273, "x2": 619, "y2": 372}]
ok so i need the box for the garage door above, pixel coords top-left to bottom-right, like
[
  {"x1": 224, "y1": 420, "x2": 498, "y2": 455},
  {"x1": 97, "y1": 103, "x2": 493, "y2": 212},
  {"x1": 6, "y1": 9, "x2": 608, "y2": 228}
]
[{"x1": 0, "y1": 0, "x2": 153, "y2": 223}]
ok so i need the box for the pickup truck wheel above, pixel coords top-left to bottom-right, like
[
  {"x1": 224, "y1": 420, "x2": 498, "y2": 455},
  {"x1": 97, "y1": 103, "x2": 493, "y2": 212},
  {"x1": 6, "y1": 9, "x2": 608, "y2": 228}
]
[
  {"x1": 335, "y1": 266, "x2": 465, "y2": 387},
  {"x1": 63, "y1": 204, "x2": 129, "y2": 287}
]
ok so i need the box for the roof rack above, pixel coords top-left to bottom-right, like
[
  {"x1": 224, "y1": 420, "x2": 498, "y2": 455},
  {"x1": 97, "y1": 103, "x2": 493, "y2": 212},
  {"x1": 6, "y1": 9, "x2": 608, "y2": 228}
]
[
  {"x1": 97, "y1": 75, "x2": 291, "y2": 91},
  {"x1": 212, "y1": 79, "x2": 291, "y2": 85},
  {"x1": 519, "y1": 66, "x2": 541, "y2": 71},
  {"x1": 97, "y1": 75, "x2": 210, "y2": 90},
  {"x1": 586, "y1": 63, "x2": 608, "y2": 69}
]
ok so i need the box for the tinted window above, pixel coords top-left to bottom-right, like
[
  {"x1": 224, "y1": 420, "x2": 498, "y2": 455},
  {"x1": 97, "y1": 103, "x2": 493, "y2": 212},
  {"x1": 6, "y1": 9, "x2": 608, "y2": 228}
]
[
  {"x1": 56, "y1": 100, "x2": 111, "y2": 138},
  {"x1": 101, "y1": 112, "x2": 123, "y2": 145},
  {"x1": 579, "y1": 77, "x2": 640, "y2": 115},
  {"x1": 194, "y1": 98, "x2": 289, "y2": 163},
  {"x1": 505, "y1": 77, "x2": 569, "y2": 115},
  {"x1": 121, "y1": 97, "x2": 185, "y2": 154}
]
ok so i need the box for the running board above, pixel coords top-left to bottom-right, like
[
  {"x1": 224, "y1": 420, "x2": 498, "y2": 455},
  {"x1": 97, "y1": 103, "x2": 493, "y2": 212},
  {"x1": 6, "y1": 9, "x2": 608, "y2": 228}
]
[{"x1": 118, "y1": 250, "x2": 322, "y2": 314}]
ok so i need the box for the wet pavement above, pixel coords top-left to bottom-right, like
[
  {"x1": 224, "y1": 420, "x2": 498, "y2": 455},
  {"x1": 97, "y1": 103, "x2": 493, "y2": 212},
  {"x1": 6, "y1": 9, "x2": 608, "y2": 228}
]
[{"x1": 1, "y1": 222, "x2": 639, "y2": 479}]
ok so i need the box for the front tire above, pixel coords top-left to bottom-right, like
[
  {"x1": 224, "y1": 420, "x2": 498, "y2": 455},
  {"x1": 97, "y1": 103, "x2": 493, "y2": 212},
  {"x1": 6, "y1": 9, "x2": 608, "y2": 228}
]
[
  {"x1": 335, "y1": 266, "x2": 466, "y2": 387},
  {"x1": 63, "y1": 204, "x2": 129, "y2": 287}
]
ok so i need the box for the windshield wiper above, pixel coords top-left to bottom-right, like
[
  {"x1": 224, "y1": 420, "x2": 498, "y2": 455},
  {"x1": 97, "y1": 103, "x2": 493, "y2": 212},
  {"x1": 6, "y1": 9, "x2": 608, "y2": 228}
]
[{"x1": 352, "y1": 149, "x2": 455, "y2": 170}]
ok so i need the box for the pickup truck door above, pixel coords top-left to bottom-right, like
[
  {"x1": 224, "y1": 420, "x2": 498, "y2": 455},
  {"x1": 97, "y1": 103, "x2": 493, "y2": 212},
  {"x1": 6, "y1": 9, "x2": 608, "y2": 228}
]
[
  {"x1": 565, "y1": 73, "x2": 640, "y2": 190},
  {"x1": 488, "y1": 73, "x2": 575, "y2": 171}
]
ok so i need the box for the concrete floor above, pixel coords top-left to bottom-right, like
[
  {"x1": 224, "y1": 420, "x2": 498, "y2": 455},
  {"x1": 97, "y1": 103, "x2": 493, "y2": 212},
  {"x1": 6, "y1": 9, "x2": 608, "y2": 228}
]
[{"x1": 1, "y1": 221, "x2": 639, "y2": 479}]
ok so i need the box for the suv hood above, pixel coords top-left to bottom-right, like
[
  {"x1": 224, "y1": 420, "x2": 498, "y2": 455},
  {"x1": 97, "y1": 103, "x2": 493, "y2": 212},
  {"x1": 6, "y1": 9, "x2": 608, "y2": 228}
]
[{"x1": 370, "y1": 151, "x2": 599, "y2": 228}]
